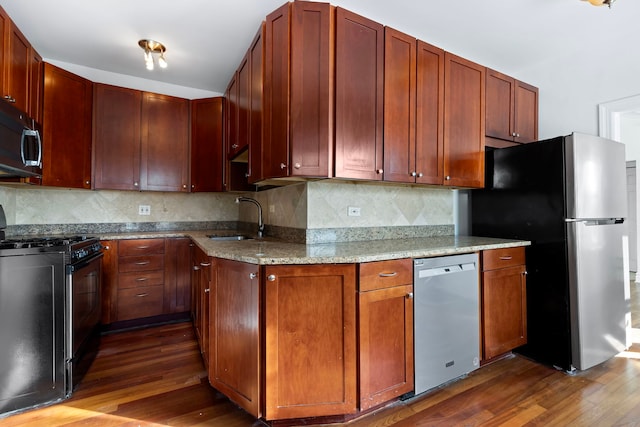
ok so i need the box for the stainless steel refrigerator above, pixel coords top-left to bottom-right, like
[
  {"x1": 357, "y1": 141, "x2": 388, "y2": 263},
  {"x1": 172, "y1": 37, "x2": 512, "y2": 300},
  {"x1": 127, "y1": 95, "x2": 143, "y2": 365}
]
[{"x1": 471, "y1": 132, "x2": 628, "y2": 371}]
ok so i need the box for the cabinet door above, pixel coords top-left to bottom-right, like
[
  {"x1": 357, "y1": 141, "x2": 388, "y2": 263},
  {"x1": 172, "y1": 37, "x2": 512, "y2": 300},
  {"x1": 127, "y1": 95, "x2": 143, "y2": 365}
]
[
  {"x1": 263, "y1": 2, "x2": 290, "y2": 179},
  {"x1": 443, "y1": 52, "x2": 485, "y2": 188},
  {"x1": 383, "y1": 27, "x2": 416, "y2": 184},
  {"x1": 482, "y1": 264, "x2": 527, "y2": 360},
  {"x1": 514, "y1": 80, "x2": 538, "y2": 144},
  {"x1": 248, "y1": 24, "x2": 264, "y2": 184},
  {"x1": 4, "y1": 21, "x2": 29, "y2": 112},
  {"x1": 485, "y1": 68, "x2": 515, "y2": 142},
  {"x1": 28, "y1": 47, "x2": 42, "y2": 123},
  {"x1": 42, "y1": 63, "x2": 93, "y2": 188},
  {"x1": 416, "y1": 40, "x2": 445, "y2": 185},
  {"x1": 264, "y1": 264, "x2": 357, "y2": 420},
  {"x1": 190, "y1": 97, "x2": 224, "y2": 192},
  {"x1": 100, "y1": 240, "x2": 118, "y2": 325},
  {"x1": 164, "y1": 238, "x2": 192, "y2": 314},
  {"x1": 289, "y1": 1, "x2": 333, "y2": 178},
  {"x1": 359, "y1": 284, "x2": 414, "y2": 410},
  {"x1": 210, "y1": 259, "x2": 260, "y2": 417},
  {"x1": 93, "y1": 84, "x2": 141, "y2": 190},
  {"x1": 225, "y1": 73, "x2": 239, "y2": 161},
  {"x1": 193, "y1": 248, "x2": 212, "y2": 366},
  {"x1": 229, "y1": 54, "x2": 249, "y2": 159},
  {"x1": 335, "y1": 8, "x2": 384, "y2": 181},
  {"x1": 140, "y1": 92, "x2": 189, "y2": 191}
]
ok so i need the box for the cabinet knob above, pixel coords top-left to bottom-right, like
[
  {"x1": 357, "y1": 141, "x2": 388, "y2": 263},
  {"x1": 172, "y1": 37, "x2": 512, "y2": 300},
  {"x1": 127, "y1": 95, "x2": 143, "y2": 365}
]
[
  {"x1": 85, "y1": 180, "x2": 90, "y2": 185},
  {"x1": 445, "y1": 176, "x2": 451, "y2": 181},
  {"x1": 417, "y1": 172, "x2": 423, "y2": 177},
  {"x1": 134, "y1": 182, "x2": 139, "y2": 187},
  {"x1": 3, "y1": 95, "x2": 15, "y2": 103},
  {"x1": 103, "y1": 245, "x2": 110, "y2": 250},
  {"x1": 267, "y1": 274, "x2": 276, "y2": 282},
  {"x1": 512, "y1": 132, "x2": 517, "y2": 137},
  {"x1": 376, "y1": 169, "x2": 384, "y2": 174},
  {"x1": 183, "y1": 184, "x2": 187, "y2": 189},
  {"x1": 249, "y1": 272, "x2": 257, "y2": 279},
  {"x1": 516, "y1": 133, "x2": 520, "y2": 137},
  {"x1": 294, "y1": 163, "x2": 301, "y2": 169},
  {"x1": 280, "y1": 163, "x2": 287, "y2": 170},
  {"x1": 231, "y1": 143, "x2": 239, "y2": 149},
  {"x1": 191, "y1": 184, "x2": 195, "y2": 189},
  {"x1": 406, "y1": 292, "x2": 414, "y2": 299},
  {"x1": 245, "y1": 173, "x2": 250, "y2": 178},
  {"x1": 204, "y1": 288, "x2": 210, "y2": 293},
  {"x1": 410, "y1": 171, "x2": 417, "y2": 177},
  {"x1": 193, "y1": 265, "x2": 201, "y2": 271}
]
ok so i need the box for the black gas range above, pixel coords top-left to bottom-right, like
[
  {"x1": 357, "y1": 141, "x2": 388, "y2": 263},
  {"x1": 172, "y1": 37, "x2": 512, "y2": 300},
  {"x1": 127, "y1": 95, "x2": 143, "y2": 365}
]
[{"x1": 0, "y1": 235, "x2": 102, "y2": 263}]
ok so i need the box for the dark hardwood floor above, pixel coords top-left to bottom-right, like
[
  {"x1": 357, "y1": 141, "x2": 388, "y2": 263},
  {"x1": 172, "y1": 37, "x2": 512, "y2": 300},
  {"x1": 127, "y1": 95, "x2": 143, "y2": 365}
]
[{"x1": 3, "y1": 321, "x2": 640, "y2": 426}]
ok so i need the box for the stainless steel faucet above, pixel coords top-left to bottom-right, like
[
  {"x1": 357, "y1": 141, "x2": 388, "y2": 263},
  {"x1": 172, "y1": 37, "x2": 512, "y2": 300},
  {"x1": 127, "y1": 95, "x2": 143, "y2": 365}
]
[{"x1": 236, "y1": 197, "x2": 264, "y2": 238}]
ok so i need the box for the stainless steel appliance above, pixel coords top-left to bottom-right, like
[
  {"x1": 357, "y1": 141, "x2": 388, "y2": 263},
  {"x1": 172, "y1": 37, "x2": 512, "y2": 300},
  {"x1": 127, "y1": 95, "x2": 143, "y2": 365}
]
[
  {"x1": 0, "y1": 100, "x2": 42, "y2": 178},
  {"x1": 0, "y1": 235, "x2": 103, "y2": 417},
  {"x1": 472, "y1": 132, "x2": 627, "y2": 371},
  {"x1": 413, "y1": 253, "x2": 480, "y2": 395}
]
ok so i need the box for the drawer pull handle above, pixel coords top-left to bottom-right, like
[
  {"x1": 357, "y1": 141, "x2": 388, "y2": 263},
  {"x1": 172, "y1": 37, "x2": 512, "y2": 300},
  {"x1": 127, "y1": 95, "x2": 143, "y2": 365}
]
[
  {"x1": 499, "y1": 256, "x2": 513, "y2": 260},
  {"x1": 135, "y1": 277, "x2": 149, "y2": 282},
  {"x1": 136, "y1": 245, "x2": 150, "y2": 249},
  {"x1": 379, "y1": 272, "x2": 397, "y2": 278},
  {"x1": 200, "y1": 262, "x2": 212, "y2": 267},
  {"x1": 135, "y1": 261, "x2": 150, "y2": 265},
  {"x1": 135, "y1": 293, "x2": 148, "y2": 297}
]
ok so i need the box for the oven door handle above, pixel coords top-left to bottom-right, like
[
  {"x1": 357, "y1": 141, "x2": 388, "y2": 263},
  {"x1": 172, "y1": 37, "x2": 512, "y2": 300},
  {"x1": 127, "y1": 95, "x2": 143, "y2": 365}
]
[{"x1": 66, "y1": 252, "x2": 104, "y2": 274}]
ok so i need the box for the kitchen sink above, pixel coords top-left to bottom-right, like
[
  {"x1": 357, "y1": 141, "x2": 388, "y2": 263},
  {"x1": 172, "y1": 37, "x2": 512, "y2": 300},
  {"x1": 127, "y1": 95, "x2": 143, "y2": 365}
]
[{"x1": 207, "y1": 234, "x2": 254, "y2": 241}]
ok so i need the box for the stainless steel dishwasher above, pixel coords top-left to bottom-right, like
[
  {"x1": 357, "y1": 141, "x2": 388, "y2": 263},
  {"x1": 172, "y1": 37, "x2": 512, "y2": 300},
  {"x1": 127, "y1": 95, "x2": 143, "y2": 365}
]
[{"x1": 413, "y1": 253, "x2": 480, "y2": 395}]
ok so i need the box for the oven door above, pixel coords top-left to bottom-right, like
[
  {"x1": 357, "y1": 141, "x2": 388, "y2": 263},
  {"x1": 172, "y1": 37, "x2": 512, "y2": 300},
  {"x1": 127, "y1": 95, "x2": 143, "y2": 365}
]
[{"x1": 66, "y1": 252, "x2": 103, "y2": 393}]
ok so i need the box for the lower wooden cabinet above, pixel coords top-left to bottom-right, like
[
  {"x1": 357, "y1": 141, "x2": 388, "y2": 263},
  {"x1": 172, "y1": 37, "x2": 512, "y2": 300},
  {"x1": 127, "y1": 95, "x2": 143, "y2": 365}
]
[
  {"x1": 358, "y1": 259, "x2": 414, "y2": 410},
  {"x1": 481, "y1": 247, "x2": 527, "y2": 360},
  {"x1": 191, "y1": 244, "x2": 212, "y2": 366},
  {"x1": 263, "y1": 263, "x2": 357, "y2": 420},
  {"x1": 101, "y1": 238, "x2": 193, "y2": 325},
  {"x1": 209, "y1": 259, "x2": 260, "y2": 417}
]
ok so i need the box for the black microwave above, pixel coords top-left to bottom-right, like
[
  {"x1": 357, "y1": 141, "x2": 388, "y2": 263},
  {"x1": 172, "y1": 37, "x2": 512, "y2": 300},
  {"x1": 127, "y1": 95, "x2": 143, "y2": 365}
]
[{"x1": 0, "y1": 101, "x2": 42, "y2": 178}]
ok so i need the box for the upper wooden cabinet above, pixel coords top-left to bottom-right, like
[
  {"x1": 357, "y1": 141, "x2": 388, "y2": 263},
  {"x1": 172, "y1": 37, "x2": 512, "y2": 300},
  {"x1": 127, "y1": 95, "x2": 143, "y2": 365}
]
[
  {"x1": 42, "y1": 63, "x2": 93, "y2": 189},
  {"x1": 247, "y1": 24, "x2": 264, "y2": 184},
  {"x1": 191, "y1": 97, "x2": 224, "y2": 192},
  {"x1": 93, "y1": 84, "x2": 189, "y2": 192},
  {"x1": 382, "y1": 28, "x2": 445, "y2": 185},
  {"x1": 263, "y1": 1, "x2": 333, "y2": 180},
  {"x1": 443, "y1": 52, "x2": 485, "y2": 188},
  {"x1": 485, "y1": 68, "x2": 538, "y2": 147},
  {"x1": 335, "y1": 7, "x2": 383, "y2": 181},
  {"x1": 93, "y1": 84, "x2": 141, "y2": 191},
  {"x1": 28, "y1": 48, "x2": 42, "y2": 123}
]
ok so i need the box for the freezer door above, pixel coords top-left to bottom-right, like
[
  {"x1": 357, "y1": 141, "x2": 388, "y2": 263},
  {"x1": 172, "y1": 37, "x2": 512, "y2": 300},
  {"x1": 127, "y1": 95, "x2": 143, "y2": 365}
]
[
  {"x1": 565, "y1": 133, "x2": 627, "y2": 220},
  {"x1": 566, "y1": 220, "x2": 627, "y2": 370}
]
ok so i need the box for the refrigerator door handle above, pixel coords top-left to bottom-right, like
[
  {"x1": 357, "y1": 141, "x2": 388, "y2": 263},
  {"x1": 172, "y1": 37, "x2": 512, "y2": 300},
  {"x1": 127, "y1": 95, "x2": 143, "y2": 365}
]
[{"x1": 564, "y1": 218, "x2": 624, "y2": 225}]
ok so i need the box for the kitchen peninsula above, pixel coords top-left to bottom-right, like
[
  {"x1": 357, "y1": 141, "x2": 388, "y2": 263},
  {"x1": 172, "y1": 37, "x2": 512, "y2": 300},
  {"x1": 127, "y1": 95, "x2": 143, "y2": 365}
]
[{"x1": 96, "y1": 230, "x2": 529, "y2": 423}]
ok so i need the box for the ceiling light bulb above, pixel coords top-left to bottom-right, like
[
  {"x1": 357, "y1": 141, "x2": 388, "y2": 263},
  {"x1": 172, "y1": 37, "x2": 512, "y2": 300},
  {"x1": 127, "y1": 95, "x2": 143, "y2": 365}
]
[
  {"x1": 145, "y1": 52, "x2": 154, "y2": 70},
  {"x1": 158, "y1": 54, "x2": 168, "y2": 69}
]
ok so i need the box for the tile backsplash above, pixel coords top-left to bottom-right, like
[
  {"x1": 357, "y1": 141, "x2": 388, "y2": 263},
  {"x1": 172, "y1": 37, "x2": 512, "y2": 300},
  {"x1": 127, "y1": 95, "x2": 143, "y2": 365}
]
[{"x1": 1, "y1": 180, "x2": 454, "y2": 241}]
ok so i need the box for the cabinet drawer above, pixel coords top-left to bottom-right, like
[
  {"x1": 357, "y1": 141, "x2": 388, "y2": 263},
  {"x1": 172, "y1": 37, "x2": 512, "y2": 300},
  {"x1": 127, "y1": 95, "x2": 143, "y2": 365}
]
[
  {"x1": 118, "y1": 254, "x2": 164, "y2": 273},
  {"x1": 482, "y1": 247, "x2": 525, "y2": 271},
  {"x1": 117, "y1": 285, "x2": 164, "y2": 321},
  {"x1": 359, "y1": 258, "x2": 413, "y2": 291},
  {"x1": 119, "y1": 239, "x2": 165, "y2": 256},
  {"x1": 118, "y1": 270, "x2": 164, "y2": 289}
]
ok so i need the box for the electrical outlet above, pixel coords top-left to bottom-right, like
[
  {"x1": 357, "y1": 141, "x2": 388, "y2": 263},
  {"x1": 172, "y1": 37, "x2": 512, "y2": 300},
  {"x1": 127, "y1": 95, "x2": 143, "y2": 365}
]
[
  {"x1": 138, "y1": 205, "x2": 151, "y2": 215},
  {"x1": 269, "y1": 204, "x2": 276, "y2": 213},
  {"x1": 348, "y1": 206, "x2": 361, "y2": 217}
]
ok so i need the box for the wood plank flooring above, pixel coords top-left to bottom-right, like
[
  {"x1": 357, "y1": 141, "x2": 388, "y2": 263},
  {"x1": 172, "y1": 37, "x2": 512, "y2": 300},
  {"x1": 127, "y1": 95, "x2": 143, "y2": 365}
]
[{"x1": 3, "y1": 321, "x2": 640, "y2": 426}]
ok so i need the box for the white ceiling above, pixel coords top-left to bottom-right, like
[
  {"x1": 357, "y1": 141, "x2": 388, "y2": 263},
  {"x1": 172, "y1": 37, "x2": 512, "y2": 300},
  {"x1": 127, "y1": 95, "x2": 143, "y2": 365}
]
[{"x1": 1, "y1": 0, "x2": 638, "y2": 97}]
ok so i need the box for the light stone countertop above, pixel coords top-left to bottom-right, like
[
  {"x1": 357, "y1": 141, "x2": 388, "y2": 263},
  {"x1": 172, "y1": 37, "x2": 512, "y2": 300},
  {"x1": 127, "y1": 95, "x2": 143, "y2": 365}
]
[{"x1": 97, "y1": 230, "x2": 530, "y2": 265}]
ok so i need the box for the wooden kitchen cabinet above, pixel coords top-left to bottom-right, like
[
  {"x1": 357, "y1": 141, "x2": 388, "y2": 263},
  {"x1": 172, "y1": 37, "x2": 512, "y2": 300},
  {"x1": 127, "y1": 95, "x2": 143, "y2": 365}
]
[
  {"x1": 358, "y1": 259, "x2": 414, "y2": 410},
  {"x1": 42, "y1": 63, "x2": 93, "y2": 188},
  {"x1": 481, "y1": 247, "x2": 527, "y2": 360},
  {"x1": 192, "y1": 245, "x2": 213, "y2": 366},
  {"x1": 262, "y1": 1, "x2": 333, "y2": 181},
  {"x1": 335, "y1": 7, "x2": 384, "y2": 181},
  {"x1": 28, "y1": 48, "x2": 42, "y2": 123},
  {"x1": 382, "y1": 28, "x2": 445, "y2": 186},
  {"x1": 93, "y1": 84, "x2": 189, "y2": 192},
  {"x1": 209, "y1": 258, "x2": 260, "y2": 417},
  {"x1": 485, "y1": 68, "x2": 538, "y2": 147},
  {"x1": 247, "y1": 24, "x2": 264, "y2": 184},
  {"x1": 164, "y1": 238, "x2": 192, "y2": 313},
  {"x1": 190, "y1": 97, "x2": 224, "y2": 192},
  {"x1": 264, "y1": 263, "x2": 357, "y2": 420},
  {"x1": 443, "y1": 52, "x2": 485, "y2": 188},
  {"x1": 2, "y1": 12, "x2": 29, "y2": 113}
]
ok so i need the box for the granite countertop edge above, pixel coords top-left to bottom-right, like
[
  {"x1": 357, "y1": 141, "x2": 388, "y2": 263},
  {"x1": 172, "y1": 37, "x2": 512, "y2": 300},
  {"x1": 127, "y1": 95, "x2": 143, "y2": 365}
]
[{"x1": 96, "y1": 230, "x2": 530, "y2": 265}]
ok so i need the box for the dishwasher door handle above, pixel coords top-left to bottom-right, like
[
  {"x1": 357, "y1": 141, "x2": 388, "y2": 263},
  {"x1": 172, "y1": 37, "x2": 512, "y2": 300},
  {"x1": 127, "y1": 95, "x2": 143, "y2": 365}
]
[{"x1": 417, "y1": 262, "x2": 476, "y2": 278}]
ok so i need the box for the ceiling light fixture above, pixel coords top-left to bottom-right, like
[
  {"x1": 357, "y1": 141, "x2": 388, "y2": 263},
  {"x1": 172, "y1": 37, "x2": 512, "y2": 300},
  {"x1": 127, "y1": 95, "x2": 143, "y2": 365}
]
[
  {"x1": 581, "y1": 0, "x2": 615, "y2": 8},
  {"x1": 138, "y1": 39, "x2": 168, "y2": 71}
]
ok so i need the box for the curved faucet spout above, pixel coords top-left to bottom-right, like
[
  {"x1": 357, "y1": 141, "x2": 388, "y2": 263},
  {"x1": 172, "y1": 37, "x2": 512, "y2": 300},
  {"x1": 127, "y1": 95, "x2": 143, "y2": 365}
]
[{"x1": 236, "y1": 197, "x2": 264, "y2": 238}]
